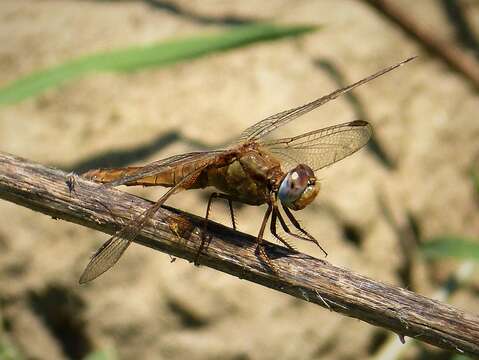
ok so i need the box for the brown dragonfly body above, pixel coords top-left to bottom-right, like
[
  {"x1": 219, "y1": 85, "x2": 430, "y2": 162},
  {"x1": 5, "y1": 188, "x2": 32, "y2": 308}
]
[
  {"x1": 85, "y1": 143, "x2": 280, "y2": 205},
  {"x1": 79, "y1": 57, "x2": 415, "y2": 283}
]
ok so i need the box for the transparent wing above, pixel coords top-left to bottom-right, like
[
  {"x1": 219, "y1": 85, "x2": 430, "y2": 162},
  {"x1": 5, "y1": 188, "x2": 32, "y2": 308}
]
[
  {"x1": 79, "y1": 150, "x2": 224, "y2": 283},
  {"x1": 79, "y1": 163, "x2": 211, "y2": 283},
  {"x1": 237, "y1": 57, "x2": 414, "y2": 143},
  {"x1": 261, "y1": 120, "x2": 372, "y2": 172}
]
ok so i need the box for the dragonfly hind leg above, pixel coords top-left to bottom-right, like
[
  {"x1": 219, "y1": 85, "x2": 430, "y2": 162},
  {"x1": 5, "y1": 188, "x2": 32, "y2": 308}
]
[{"x1": 195, "y1": 193, "x2": 237, "y2": 266}]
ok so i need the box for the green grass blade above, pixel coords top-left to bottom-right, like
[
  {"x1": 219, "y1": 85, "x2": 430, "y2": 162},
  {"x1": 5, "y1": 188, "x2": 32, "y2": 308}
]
[
  {"x1": 0, "y1": 23, "x2": 317, "y2": 106},
  {"x1": 0, "y1": 338, "x2": 24, "y2": 360},
  {"x1": 471, "y1": 166, "x2": 479, "y2": 197},
  {"x1": 83, "y1": 348, "x2": 116, "y2": 360},
  {"x1": 421, "y1": 236, "x2": 479, "y2": 261},
  {"x1": 451, "y1": 355, "x2": 473, "y2": 360}
]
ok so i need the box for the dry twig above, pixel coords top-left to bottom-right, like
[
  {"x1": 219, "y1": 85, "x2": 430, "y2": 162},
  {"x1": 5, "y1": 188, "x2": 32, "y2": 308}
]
[
  {"x1": 0, "y1": 151, "x2": 478, "y2": 357},
  {"x1": 364, "y1": 0, "x2": 479, "y2": 90}
]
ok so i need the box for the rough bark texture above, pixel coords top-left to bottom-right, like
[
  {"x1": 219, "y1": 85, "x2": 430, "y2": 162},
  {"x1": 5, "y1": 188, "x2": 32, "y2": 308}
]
[{"x1": 0, "y1": 151, "x2": 478, "y2": 357}]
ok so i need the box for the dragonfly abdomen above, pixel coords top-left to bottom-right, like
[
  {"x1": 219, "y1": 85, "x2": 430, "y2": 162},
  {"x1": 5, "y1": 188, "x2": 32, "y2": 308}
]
[{"x1": 82, "y1": 166, "x2": 193, "y2": 187}]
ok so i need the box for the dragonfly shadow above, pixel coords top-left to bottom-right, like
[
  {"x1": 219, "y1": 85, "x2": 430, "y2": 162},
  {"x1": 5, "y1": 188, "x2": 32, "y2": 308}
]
[
  {"x1": 314, "y1": 59, "x2": 396, "y2": 170},
  {"x1": 62, "y1": 131, "x2": 215, "y2": 174}
]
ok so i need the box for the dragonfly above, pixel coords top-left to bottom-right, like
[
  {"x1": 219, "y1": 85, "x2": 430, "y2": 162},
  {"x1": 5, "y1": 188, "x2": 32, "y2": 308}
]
[{"x1": 79, "y1": 57, "x2": 415, "y2": 283}]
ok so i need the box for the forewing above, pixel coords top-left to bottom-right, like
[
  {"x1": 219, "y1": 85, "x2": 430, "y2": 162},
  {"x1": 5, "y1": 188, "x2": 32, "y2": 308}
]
[
  {"x1": 237, "y1": 57, "x2": 414, "y2": 143},
  {"x1": 262, "y1": 120, "x2": 372, "y2": 172}
]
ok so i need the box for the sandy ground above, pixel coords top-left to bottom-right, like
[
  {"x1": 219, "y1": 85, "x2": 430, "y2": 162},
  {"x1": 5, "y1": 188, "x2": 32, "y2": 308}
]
[{"x1": 0, "y1": 0, "x2": 478, "y2": 359}]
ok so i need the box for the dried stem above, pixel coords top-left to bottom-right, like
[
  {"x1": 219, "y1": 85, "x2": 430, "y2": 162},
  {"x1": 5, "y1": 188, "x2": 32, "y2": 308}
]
[
  {"x1": 364, "y1": 0, "x2": 479, "y2": 90},
  {"x1": 0, "y1": 151, "x2": 478, "y2": 356}
]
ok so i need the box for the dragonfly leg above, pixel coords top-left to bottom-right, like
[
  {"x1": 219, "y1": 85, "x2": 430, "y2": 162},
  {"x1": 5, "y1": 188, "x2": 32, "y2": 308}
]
[
  {"x1": 275, "y1": 205, "x2": 319, "y2": 248},
  {"x1": 255, "y1": 204, "x2": 280, "y2": 274},
  {"x1": 227, "y1": 198, "x2": 237, "y2": 231},
  {"x1": 270, "y1": 205, "x2": 296, "y2": 251},
  {"x1": 281, "y1": 204, "x2": 328, "y2": 257},
  {"x1": 195, "y1": 193, "x2": 237, "y2": 266},
  {"x1": 214, "y1": 193, "x2": 237, "y2": 230}
]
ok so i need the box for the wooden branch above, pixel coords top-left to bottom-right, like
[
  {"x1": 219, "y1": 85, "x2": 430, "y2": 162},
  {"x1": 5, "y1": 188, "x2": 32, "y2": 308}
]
[
  {"x1": 363, "y1": 0, "x2": 479, "y2": 90},
  {"x1": 0, "y1": 151, "x2": 478, "y2": 356}
]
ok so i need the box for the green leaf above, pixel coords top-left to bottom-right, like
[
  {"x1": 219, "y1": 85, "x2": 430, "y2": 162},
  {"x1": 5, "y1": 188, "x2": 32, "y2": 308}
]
[
  {"x1": 471, "y1": 166, "x2": 479, "y2": 197},
  {"x1": 83, "y1": 349, "x2": 116, "y2": 360},
  {"x1": 421, "y1": 236, "x2": 479, "y2": 261},
  {"x1": 0, "y1": 338, "x2": 23, "y2": 360},
  {"x1": 0, "y1": 23, "x2": 317, "y2": 106},
  {"x1": 451, "y1": 355, "x2": 473, "y2": 360}
]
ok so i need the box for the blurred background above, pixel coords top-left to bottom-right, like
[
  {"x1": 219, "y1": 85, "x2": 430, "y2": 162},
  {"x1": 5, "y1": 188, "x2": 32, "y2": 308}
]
[{"x1": 0, "y1": 1, "x2": 478, "y2": 359}]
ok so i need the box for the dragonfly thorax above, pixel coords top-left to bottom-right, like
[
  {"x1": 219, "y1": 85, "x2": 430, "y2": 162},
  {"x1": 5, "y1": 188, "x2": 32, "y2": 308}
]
[{"x1": 277, "y1": 164, "x2": 320, "y2": 210}]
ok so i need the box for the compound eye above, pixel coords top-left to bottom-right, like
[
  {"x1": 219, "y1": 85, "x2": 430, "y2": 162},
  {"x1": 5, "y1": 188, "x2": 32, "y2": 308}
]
[
  {"x1": 278, "y1": 164, "x2": 320, "y2": 210},
  {"x1": 278, "y1": 170, "x2": 306, "y2": 205}
]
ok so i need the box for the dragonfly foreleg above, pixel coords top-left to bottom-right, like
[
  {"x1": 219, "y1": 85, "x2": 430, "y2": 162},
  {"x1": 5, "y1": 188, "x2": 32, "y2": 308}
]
[
  {"x1": 194, "y1": 192, "x2": 237, "y2": 266},
  {"x1": 270, "y1": 204, "x2": 297, "y2": 251},
  {"x1": 254, "y1": 203, "x2": 281, "y2": 275},
  {"x1": 281, "y1": 204, "x2": 328, "y2": 257},
  {"x1": 275, "y1": 204, "x2": 322, "y2": 250}
]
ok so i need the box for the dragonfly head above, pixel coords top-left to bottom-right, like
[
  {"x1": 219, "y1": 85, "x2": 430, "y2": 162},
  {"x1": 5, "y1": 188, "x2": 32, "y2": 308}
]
[{"x1": 278, "y1": 164, "x2": 320, "y2": 210}]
